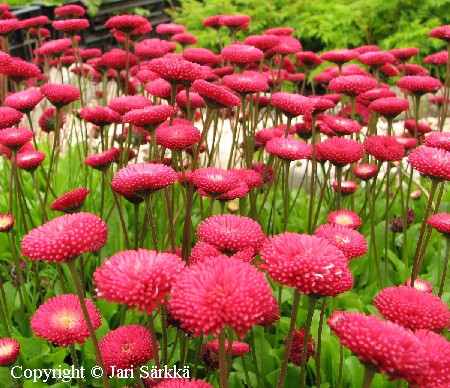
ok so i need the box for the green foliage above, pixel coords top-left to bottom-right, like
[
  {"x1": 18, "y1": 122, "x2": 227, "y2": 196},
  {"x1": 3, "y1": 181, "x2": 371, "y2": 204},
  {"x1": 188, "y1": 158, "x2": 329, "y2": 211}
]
[{"x1": 171, "y1": 0, "x2": 450, "y2": 57}]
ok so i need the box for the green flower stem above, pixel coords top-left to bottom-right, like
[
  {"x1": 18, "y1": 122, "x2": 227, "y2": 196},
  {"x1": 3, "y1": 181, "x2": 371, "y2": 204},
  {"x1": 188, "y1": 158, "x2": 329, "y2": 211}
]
[
  {"x1": 308, "y1": 114, "x2": 318, "y2": 233},
  {"x1": 7, "y1": 232, "x2": 29, "y2": 315},
  {"x1": 30, "y1": 171, "x2": 48, "y2": 221},
  {"x1": 336, "y1": 165, "x2": 343, "y2": 210},
  {"x1": 146, "y1": 313, "x2": 161, "y2": 369},
  {"x1": 369, "y1": 164, "x2": 382, "y2": 287},
  {"x1": 66, "y1": 259, "x2": 110, "y2": 388},
  {"x1": 144, "y1": 195, "x2": 159, "y2": 251},
  {"x1": 8, "y1": 366, "x2": 20, "y2": 388},
  {"x1": 362, "y1": 364, "x2": 376, "y2": 388},
  {"x1": 227, "y1": 105, "x2": 241, "y2": 170},
  {"x1": 185, "y1": 86, "x2": 192, "y2": 122},
  {"x1": 0, "y1": 275, "x2": 11, "y2": 336},
  {"x1": 300, "y1": 296, "x2": 318, "y2": 388},
  {"x1": 337, "y1": 343, "x2": 344, "y2": 388},
  {"x1": 69, "y1": 344, "x2": 84, "y2": 388},
  {"x1": 70, "y1": 35, "x2": 85, "y2": 107},
  {"x1": 315, "y1": 298, "x2": 327, "y2": 388},
  {"x1": 241, "y1": 354, "x2": 252, "y2": 387},
  {"x1": 384, "y1": 161, "x2": 392, "y2": 284},
  {"x1": 133, "y1": 203, "x2": 140, "y2": 250},
  {"x1": 398, "y1": 162, "x2": 408, "y2": 272},
  {"x1": 104, "y1": 172, "x2": 131, "y2": 249},
  {"x1": 312, "y1": 164, "x2": 332, "y2": 231},
  {"x1": 249, "y1": 328, "x2": 262, "y2": 388},
  {"x1": 439, "y1": 41, "x2": 450, "y2": 132},
  {"x1": 160, "y1": 305, "x2": 168, "y2": 366},
  {"x1": 218, "y1": 329, "x2": 228, "y2": 388},
  {"x1": 276, "y1": 289, "x2": 301, "y2": 388},
  {"x1": 411, "y1": 179, "x2": 439, "y2": 284},
  {"x1": 102, "y1": 71, "x2": 108, "y2": 106},
  {"x1": 169, "y1": 84, "x2": 177, "y2": 125},
  {"x1": 192, "y1": 335, "x2": 204, "y2": 376},
  {"x1": 438, "y1": 237, "x2": 450, "y2": 298},
  {"x1": 283, "y1": 161, "x2": 291, "y2": 230},
  {"x1": 413, "y1": 95, "x2": 421, "y2": 140}
]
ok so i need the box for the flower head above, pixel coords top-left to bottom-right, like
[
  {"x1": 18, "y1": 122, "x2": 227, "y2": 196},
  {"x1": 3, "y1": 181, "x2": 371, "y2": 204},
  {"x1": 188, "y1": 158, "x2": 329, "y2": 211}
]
[
  {"x1": 265, "y1": 137, "x2": 312, "y2": 161},
  {"x1": 364, "y1": 136, "x2": 405, "y2": 162},
  {"x1": 330, "y1": 312, "x2": 427, "y2": 385},
  {"x1": 0, "y1": 214, "x2": 14, "y2": 233},
  {"x1": 94, "y1": 249, "x2": 185, "y2": 313},
  {"x1": 321, "y1": 49, "x2": 359, "y2": 64},
  {"x1": 0, "y1": 127, "x2": 33, "y2": 151},
  {"x1": 123, "y1": 105, "x2": 175, "y2": 129},
  {"x1": 408, "y1": 146, "x2": 450, "y2": 181},
  {"x1": 0, "y1": 107, "x2": 23, "y2": 129},
  {"x1": 192, "y1": 168, "x2": 240, "y2": 195},
  {"x1": 134, "y1": 38, "x2": 176, "y2": 59},
  {"x1": 314, "y1": 223, "x2": 367, "y2": 259},
  {"x1": 84, "y1": 149, "x2": 117, "y2": 171},
  {"x1": 260, "y1": 233, "x2": 353, "y2": 297},
  {"x1": 424, "y1": 132, "x2": 450, "y2": 151},
  {"x1": 31, "y1": 294, "x2": 101, "y2": 347},
  {"x1": 4, "y1": 89, "x2": 43, "y2": 113},
  {"x1": 169, "y1": 256, "x2": 273, "y2": 337},
  {"x1": 109, "y1": 96, "x2": 153, "y2": 115},
  {"x1": 112, "y1": 162, "x2": 176, "y2": 197},
  {"x1": 428, "y1": 213, "x2": 450, "y2": 236},
  {"x1": 0, "y1": 338, "x2": 20, "y2": 366},
  {"x1": 156, "y1": 23, "x2": 185, "y2": 35},
  {"x1": 50, "y1": 188, "x2": 89, "y2": 213},
  {"x1": 148, "y1": 57, "x2": 203, "y2": 86},
  {"x1": 358, "y1": 51, "x2": 395, "y2": 66},
  {"x1": 156, "y1": 124, "x2": 201, "y2": 150},
  {"x1": 327, "y1": 210, "x2": 362, "y2": 229},
  {"x1": 329, "y1": 75, "x2": 377, "y2": 96},
  {"x1": 271, "y1": 92, "x2": 315, "y2": 118},
  {"x1": 315, "y1": 137, "x2": 364, "y2": 166},
  {"x1": 222, "y1": 71, "x2": 268, "y2": 94},
  {"x1": 21, "y1": 212, "x2": 108, "y2": 262},
  {"x1": 0, "y1": 58, "x2": 41, "y2": 82},
  {"x1": 201, "y1": 339, "x2": 250, "y2": 370},
  {"x1": 390, "y1": 47, "x2": 419, "y2": 61},
  {"x1": 196, "y1": 214, "x2": 266, "y2": 255},
  {"x1": 39, "y1": 107, "x2": 65, "y2": 133},
  {"x1": 369, "y1": 97, "x2": 409, "y2": 118},
  {"x1": 16, "y1": 150, "x2": 46, "y2": 172},
  {"x1": 99, "y1": 325, "x2": 154, "y2": 374},
  {"x1": 54, "y1": 4, "x2": 85, "y2": 18},
  {"x1": 374, "y1": 285, "x2": 450, "y2": 331},
  {"x1": 397, "y1": 76, "x2": 442, "y2": 95},
  {"x1": 192, "y1": 79, "x2": 241, "y2": 108},
  {"x1": 183, "y1": 47, "x2": 220, "y2": 65},
  {"x1": 41, "y1": 84, "x2": 80, "y2": 107},
  {"x1": 354, "y1": 163, "x2": 378, "y2": 180},
  {"x1": 79, "y1": 106, "x2": 122, "y2": 126},
  {"x1": 221, "y1": 44, "x2": 264, "y2": 64},
  {"x1": 52, "y1": 19, "x2": 89, "y2": 33},
  {"x1": 321, "y1": 116, "x2": 361, "y2": 135},
  {"x1": 105, "y1": 15, "x2": 147, "y2": 33},
  {"x1": 288, "y1": 328, "x2": 315, "y2": 366}
]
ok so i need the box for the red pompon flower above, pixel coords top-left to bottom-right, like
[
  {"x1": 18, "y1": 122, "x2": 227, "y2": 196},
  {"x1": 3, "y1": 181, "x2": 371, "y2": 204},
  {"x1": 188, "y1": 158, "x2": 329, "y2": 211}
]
[
  {"x1": 232, "y1": 169, "x2": 264, "y2": 189},
  {"x1": 111, "y1": 163, "x2": 177, "y2": 196},
  {"x1": 50, "y1": 188, "x2": 89, "y2": 213},
  {"x1": 330, "y1": 312, "x2": 427, "y2": 385},
  {"x1": 320, "y1": 49, "x2": 359, "y2": 64},
  {"x1": 256, "y1": 127, "x2": 289, "y2": 146},
  {"x1": 123, "y1": 105, "x2": 175, "y2": 129},
  {"x1": 134, "y1": 38, "x2": 176, "y2": 59},
  {"x1": 31, "y1": 294, "x2": 101, "y2": 347},
  {"x1": 156, "y1": 379, "x2": 213, "y2": 387},
  {"x1": 404, "y1": 278, "x2": 434, "y2": 293},
  {"x1": 0, "y1": 57, "x2": 41, "y2": 82},
  {"x1": 219, "y1": 15, "x2": 250, "y2": 28},
  {"x1": 425, "y1": 132, "x2": 450, "y2": 151},
  {"x1": 395, "y1": 136, "x2": 418, "y2": 149},
  {"x1": 109, "y1": 96, "x2": 153, "y2": 115},
  {"x1": 156, "y1": 124, "x2": 201, "y2": 150},
  {"x1": 0, "y1": 50, "x2": 11, "y2": 66},
  {"x1": 182, "y1": 48, "x2": 220, "y2": 66},
  {"x1": 20, "y1": 15, "x2": 49, "y2": 29},
  {"x1": 369, "y1": 97, "x2": 409, "y2": 118},
  {"x1": 358, "y1": 51, "x2": 395, "y2": 66},
  {"x1": 145, "y1": 78, "x2": 172, "y2": 99},
  {"x1": 415, "y1": 330, "x2": 450, "y2": 388},
  {"x1": 364, "y1": 136, "x2": 405, "y2": 162},
  {"x1": 192, "y1": 79, "x2": 241, "y2": 108},
  {"x1": 200, "y1": 181, "x2": 249, "y2": 202},
  {"x1": 21, "y1": 212, "x2": 108, "y2": 262},
  {"x1": 265, "y1": 137, "x2": 312, "y2": 161},
  {"x1": 16, "y1": 150, "x2": 45, "y2": 172},
  {"x1": 260, "y1": 233, "x2": 353, "y2": 297},
  {"x1": 38, "y1": 38, "x2": 72, "y2": 56},
  {"x1": 54, "y1": 4, "x2": 85, "y2": 18},
  {"x1": 315, "y1": 138, "x2": 363, "y2": 166},
  {"x1": 327, "y1": 210, "x2": 362, "y2": 229},
  {"x1": 221, "y1": 44, "x2": 264, "y2": 64},
  {"x1": 79, "y1": 106, "x2": 122, "y2": 126},
  {"x1": 4, "y1": 89, "x2": 43, "y2": 113},
  {"x1": 270, "y1": 36, "x2": 302, "y2": 56},
  {"x1": 390, "y1": 47, "x2": 419, "y2": 61},
  {"x1": 271, "y1": 92, "x2": 315, "y2": 118},
  {"x1": 176, "y1": 90, "x2": 205, "y2": 109},
  {"x1": 201, "y1": 338, "x2": 250, "y2": 369},
  {"x1": 244, "y1": 34, "x2": 280, "y2": 51},
  {"x1": 94, "y1": 249, "x2": 185, "y2": 313},
  {"x1": 423, "y1": 51, "x2": 448, "y2": 66},
  {"x1": 374, "y1": 285, "x2": 450, "y2": 331},
  {"x1": 359, "y1": 88, "x2": 396, "y2": 102},
  {"x1": 39, "y1": 108, "x2": 65, "y2": 133},
  {"x1": 329, "y1": 75, "x2": 377, "y2": 96},
  {"x1": 202, "y1": 15, "x2": 221, "y2": 29},
  {"x1": 148, "y1": 57, "x2": 203, "y2": 86},
  {"x1": 0, "y1": 214, "x2": 14, "y2": 233},
  {"x1": 222, "y1": 71, "x2": 268, "y2": 94},
  {"x1": 52, "y1": 18, "x2": 89, "y2": 33},
  {"x1": 84, "y1": 149, "x2": 117, "y2": 171},
  {"x1": 197, "y1": 214, "x2": 266, "y2": 255},
  {"x1": 332, "y1": 180, "x2": 358, "y2": 195},
  {"x1": 0, "y1": 338, "x2": 20, "y2": 366},
  {"x1": 0, "y1": 18, "x2": 20, "y2": 36},
  {"x1": 40, "y1": 83, "x2": 80, "y2": 107},
  {"x1": 0, "y1": 107, "x2": 23, "y2": 129},
  {"x1": 156, "y1": 23, "x2": 185, "y2": 35},
  {"x1": 172, "y1": 32, "x2": 197, "y2": 46},
  {"x1": 408, "y1": 146, "x2": 450, "y2": 181},
  {"x1": 265, "y1": 26, "x2": 294, "y2": 36},
  {"x1": 428, "y1": 213, "x2": 450, "y2": 236},
  {"x1": 430, "y1": 25, "x2": 450, "y2": 41},
  {"x1": 397, "y1": 75, "x2": 442, "y2": 95},
  {"x1": 0, "y1": 127, "x2": 33, "y2": 151},
  {"x1": 314, "y1": 223, "x2": 367, "y2": 259},
  {"x1": 101, "y1": 49, "x2": 137, "y2": 70},
  {"x1": 99, "y1": 325, "x2": 154, "y2": 375},
  {"x1": 192, "y1": 168, "x2": 241, "y2": 195},
  {"x1": 288, "y1": 328, "x2": 315, "y2": 366},
  {"x1": 105, "y1": 15, "x2": 147, "y2": 33},
  {"x1": 169, "y1": 256, "x2": 273, "y2": 337},
  {"x1": 308, "y1": 96, "x2": 335, "y2": 114},
  {"x1": 321, "y1": 115, "x2": 361, "y2": 135},
  {"x1": 404, "y1": 120, "x2": 432, "y2": 136},
  {"x1": 296, "y1": 51, "x2": 323, "y2": 68},
  {"x1": 397, "y1": 63, "x2": 428, "y2": 76},
  {"x1": 354, "y1": 163, "x2": 378, "y2": 180}
]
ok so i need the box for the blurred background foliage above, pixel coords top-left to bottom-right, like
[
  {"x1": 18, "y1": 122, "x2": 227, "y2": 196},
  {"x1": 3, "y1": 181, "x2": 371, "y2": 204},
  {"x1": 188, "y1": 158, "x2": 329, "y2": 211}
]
[{"x1": 168, "y1": 0, "x2": 450, "y2": 58}]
